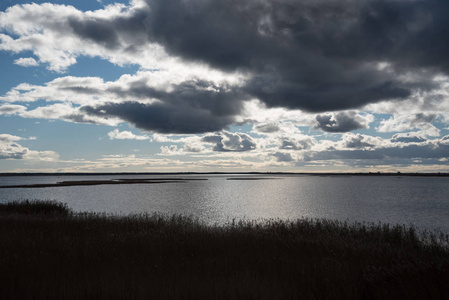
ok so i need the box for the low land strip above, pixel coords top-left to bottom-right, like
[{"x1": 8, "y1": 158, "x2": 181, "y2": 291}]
[{"x1": 0, "y1": 178, "x2": 207, "y2": 189}]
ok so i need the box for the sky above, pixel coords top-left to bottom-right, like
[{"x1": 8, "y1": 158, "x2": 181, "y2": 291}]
[{"x1": 1, "y1": 0, "x2": 449, "y2": 173}]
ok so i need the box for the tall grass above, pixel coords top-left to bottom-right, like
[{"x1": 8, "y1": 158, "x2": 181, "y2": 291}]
[
  {"x1": 0, "y1": 200, "x2": 448, "y2": 299},
  {"x1": 0, "y1": 200, "x2": 71, "y2": 217}
]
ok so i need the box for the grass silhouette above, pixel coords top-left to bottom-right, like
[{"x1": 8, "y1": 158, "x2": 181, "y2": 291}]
[{"x1": 0, "y1": 200, "x2": 448, "y2": 299}]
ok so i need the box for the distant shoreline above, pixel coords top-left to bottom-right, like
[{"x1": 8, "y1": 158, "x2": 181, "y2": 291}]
[
  {"x1": 0, "y1": 178, "x2": 208, "y2": 189},
  {"x1": 1, "y1": 171, "x2": 448, "y2": 177}
]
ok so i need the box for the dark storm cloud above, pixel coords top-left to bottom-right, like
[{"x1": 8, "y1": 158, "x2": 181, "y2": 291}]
[
  {"x1": 68, "y1": 17, "x2": 120, "y2": 49},
  {"x1": 82, "y1": 79, "x2": 247, "y2": 134},
  {"x1": 107, "y1": 79, "x2": 245, "y2": 118},
  {"x1": 315, "y1": 112, "x2": 369, "y2": 133},
  {"x1": 139, "y1": 0, "x2": 448, "y2": 111},
  {"x1": 12, "y1": 0, "x2": 436, "y2": 146},
  {"x1": 57, "y1": 0, "x2": 449, "y2": 113},
  {"x1": 82, "y1": 101, "x2": 235, "y2": 134}
]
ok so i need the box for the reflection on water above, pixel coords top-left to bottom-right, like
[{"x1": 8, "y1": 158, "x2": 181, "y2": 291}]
[{"x1": 1, "y1": 174, "x2": 448, "y2": 231}]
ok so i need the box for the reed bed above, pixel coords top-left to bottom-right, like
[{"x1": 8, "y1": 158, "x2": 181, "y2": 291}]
[{"x1": 0, "y1": 200, "x2": 448, "y2": 299}]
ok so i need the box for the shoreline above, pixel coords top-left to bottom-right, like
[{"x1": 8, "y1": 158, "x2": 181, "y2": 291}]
[
  {"x1": 0, "y1": 178, "x2": 207, "y2": 189},
  {"x1": 1, "y1": 171, "x2": 449, "y2": 177}
]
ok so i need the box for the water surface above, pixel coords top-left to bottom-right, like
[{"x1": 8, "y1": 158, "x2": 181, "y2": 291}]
[{"x1": 1, "y1": 174, "x2": 448, "y2": 231}]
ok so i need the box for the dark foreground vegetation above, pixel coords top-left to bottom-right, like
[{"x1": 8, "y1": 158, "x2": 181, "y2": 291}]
[{"x1": 1, "y1": 200, "x2": 448, "y2": 300}]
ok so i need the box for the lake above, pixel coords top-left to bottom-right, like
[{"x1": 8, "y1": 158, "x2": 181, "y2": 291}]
[{"x1": 1, "y1": 174, "x2": 448, "y2": 232}]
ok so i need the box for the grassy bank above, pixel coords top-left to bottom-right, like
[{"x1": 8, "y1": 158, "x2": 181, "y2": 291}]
[{"x1": 1, "y1": 200, "x2": 448, "y2": 300}]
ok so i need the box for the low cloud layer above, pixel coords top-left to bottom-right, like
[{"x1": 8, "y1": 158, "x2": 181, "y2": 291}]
[{"x1": 304, "y1": 137, "x2": 449, "y2": 162}]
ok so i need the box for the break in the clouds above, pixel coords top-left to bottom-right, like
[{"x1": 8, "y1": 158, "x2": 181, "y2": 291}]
[{"x1": 1, "y1": 0, "x2": 449, "y2": 172}]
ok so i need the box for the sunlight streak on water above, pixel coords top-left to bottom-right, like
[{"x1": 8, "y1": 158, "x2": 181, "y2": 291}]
[{"x1": 1, "y1": 174, "x2": 448, "y2": 232}]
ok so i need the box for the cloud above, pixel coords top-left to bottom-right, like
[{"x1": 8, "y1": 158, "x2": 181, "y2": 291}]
[
  {"x1": 314, "y1": 111, "x2": 373, "y2": 133},
  {"x1": 272, "y1": 152, "x2": 294, "y2": 162},
  {"x1": 86, "y1": 76, "x2": 248, "y2": 134},
  {"x1": 0, "y1": 134, "x2": 22, "y2": 143},
  {"x1": 138, "y1": 0, "x2": 449, "y2": 111},
  {"x1": 279, "y1": 137, "x2": 313, "y2": 150},
  {"x1": 391, "y1": 135, "x2": 427, "y2": 144},
  {"x1": 83, "y1": 100, "x2": 236, "y2": 134},
  {"x1": 160, "y1": 145, "x2": 179, "y2": 155},
  {"x1": 1, "y1": 0, "x2": 449, "y2": 172},
  {"x1": 342, "y1": 133, "x2": 378, "y2": 150},
  {"x1": 304, "y1": 136, "x2": 449, "y2": 162},
  {"x1": 253, "y1": 123, "x2": 281, "y2": 134},
  {"x1": 157, "y1": 138, "x2": 207, "y2": 155},
  {"x1": 377, "y1": 113, "x2": 441, "y2": 136},
  {"x1": 202, "y1": 131, "x2": 256, "y2": 152},
  {"x1": 0, "y1": 104, "x2": 26, "y2": 115},
  {"x1": 1, "y1": 70, "x2": 247, "y2": 134},
  {"x1": 0, "y1": 133, "x2": 58, "y2": 160},
  {"x1": 13, "y1": 57, "x2": 39, "y2": 67},
  {"x1": 2, "y1": 0, "x2": 449, "y2": 113},
  {"x1": 107, "y1": 129, "x2": 150, "y2": 140},
  {"x1": 19, "y1": 103, "x2": 119, "y2": 126},
  {"x1": 390, "y1": 131, "x2": 432, "y2": 144}
]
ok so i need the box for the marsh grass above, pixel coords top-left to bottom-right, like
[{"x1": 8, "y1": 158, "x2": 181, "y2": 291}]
[
  {"x1": 0, "y1": 200, "x2": 448, "y2": 299},
  {"x1": 0, "y1": 200, "x2": 71, "y2": 217}
]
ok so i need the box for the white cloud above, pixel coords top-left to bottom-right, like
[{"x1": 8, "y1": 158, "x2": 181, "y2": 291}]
[
  {"x1": 13, "y1": 57, "x2": 39, "y2": 67},
  {"x1": 19, "y1": 103, "x2": 120, "y2": 126},
  {"x1": 0, "y1": 104, "x2": 27, "y2": 115},
  {"x1": 240, "y1": 100, "x2": 317, "y2": 127},
  {"x1": 107, "y1": 129, "x2": 150, "y2": 140},
  {"x1": 0, "y1": 133, "x2": 22, "y2": 142},
  {"x1": 0, "y1": 133, "x2": 58, "y2": 161},
  {"x1": 377, "y1": 113, "x2": 441, "y2": 137}
]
